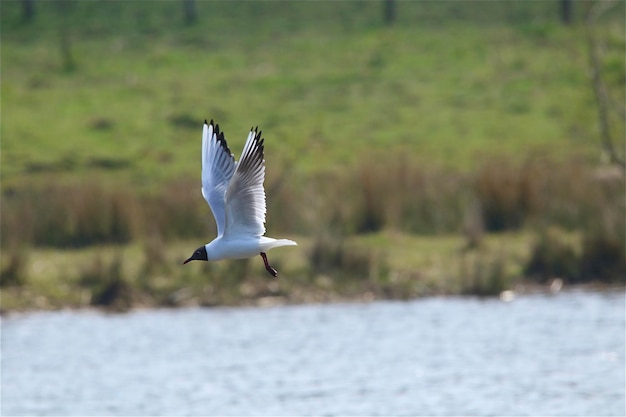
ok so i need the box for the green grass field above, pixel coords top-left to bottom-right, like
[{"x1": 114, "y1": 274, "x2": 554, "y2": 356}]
[{"x1": 2, "y1": 1, "x2": 623, "y2": 186}]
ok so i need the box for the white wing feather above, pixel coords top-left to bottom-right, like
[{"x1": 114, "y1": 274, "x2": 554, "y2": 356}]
[
  {"x1": 223, "y1": 127, "x2": 267, "y2": 237},
  {"x1": 201, "y1": 121, "x2": 236, "y2": 237}
]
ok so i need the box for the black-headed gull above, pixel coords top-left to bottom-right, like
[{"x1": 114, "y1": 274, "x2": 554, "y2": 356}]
[{"x1": 183, "y1": 120, "x2": 297, "y2": 277}]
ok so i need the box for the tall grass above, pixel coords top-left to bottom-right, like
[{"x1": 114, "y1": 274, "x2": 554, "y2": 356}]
[
  {"x1": 1, "y1": 154, "x2": 626, "y2": 309},
  {"x1": 1, "y1": 181, "x2": 137, "y2": 247},
  {"x1": 3, "y1": 156, "x2": 622, "y2": 244},
  {"x1": 351, "y1": 154, "x2": 470, "y2": 234},
  {"x1": 0, "y1": 245, "x2": 28, "y2": 287},
  {"x1": 79, "y1": 252, "x2": 134, "y2": 310},
  {"x1": 459, "y1": 251, "x2": 512, "y2": 296},
  {"x1": 3, "y1": 135, "x2": 624, "y2": 296},
  {"x1": 0, "y1": 178, "x2": 208, "y2": 248},
  {"x1": 524, "y1": 227, "x2": 580, "y2": 283},
  {"x1": 2, "y1": 155, "x2": 622, "y2": 286},
  {"x1": 579, "y1": 189, "x2": 626, "y2": 283}
]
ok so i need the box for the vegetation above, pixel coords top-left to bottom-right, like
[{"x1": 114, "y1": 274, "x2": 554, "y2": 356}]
[{"x1": 1, "y1": 1, "x2": 624, "y2": 311}]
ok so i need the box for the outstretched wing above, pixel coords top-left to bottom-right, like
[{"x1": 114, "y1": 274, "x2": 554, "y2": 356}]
[
  {"x1": 223, "y1": 127, "x2": 267, "y2": 238},
  {"x1": 201, "y1": 120, "x2": 236, "y2": 237}
]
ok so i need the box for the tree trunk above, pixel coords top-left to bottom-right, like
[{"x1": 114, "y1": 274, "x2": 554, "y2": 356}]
[
  {"x1": 56, "y1": 1, "x2": 76, "y2": 72},
  {"x1": 585, "y1": 0, "x2": 625, "y2": 171},
  {"x1": 21, "y1": 0, "x2": 35, "y2": 23},
  {"x1": 560, "y1": 0, "x2": 573, "y2": 25},
  {"x1": 383, "y1": 0, "x2": 395, "y2": 26},
  {"x1": 183, "y1": 0, "x2": 196, "y2": 26}
]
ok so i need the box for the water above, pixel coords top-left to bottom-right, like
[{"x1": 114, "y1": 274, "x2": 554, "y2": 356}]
[{"x1": 2, "y1": 290, "x2": 624, "y2": 416}]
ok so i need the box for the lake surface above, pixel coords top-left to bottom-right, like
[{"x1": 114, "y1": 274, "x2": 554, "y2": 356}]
[{"x1": 2, "y1": 290, "x2": 624, "y2": 416}]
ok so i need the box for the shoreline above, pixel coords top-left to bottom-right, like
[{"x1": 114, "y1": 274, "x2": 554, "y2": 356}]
[{"x1": 2, "y1": 281, "x2": 623, "y2": 317}]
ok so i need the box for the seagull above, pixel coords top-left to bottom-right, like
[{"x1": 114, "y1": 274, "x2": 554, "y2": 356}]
[{"x1": 183, "y1": 120, "x2": 297, "y2": 277}]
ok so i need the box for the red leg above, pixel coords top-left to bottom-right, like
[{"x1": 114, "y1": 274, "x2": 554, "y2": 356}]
[{"x1": 260, "y1": 252, "x2": 278, "y2": 277}]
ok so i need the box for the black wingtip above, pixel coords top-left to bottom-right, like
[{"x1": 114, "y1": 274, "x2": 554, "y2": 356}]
[{"x1": 216, "y1": 130, "x2": 231, "y2": 154}]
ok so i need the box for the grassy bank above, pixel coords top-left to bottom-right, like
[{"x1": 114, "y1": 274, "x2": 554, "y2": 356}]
[
  {"x1": 0, "y1": 230, "x2": 601, "y2": 312},
  {"x1": 3, "y1": 226, "x2": 624, "y2": 312},
  {"x1": 2, "y1": 151, "x2": 624, "y2": 312}
]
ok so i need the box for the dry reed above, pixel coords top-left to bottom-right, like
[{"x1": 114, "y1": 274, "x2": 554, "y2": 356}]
[{"x1": 2, "y1": 155, "x2": 623, "y2": 285}]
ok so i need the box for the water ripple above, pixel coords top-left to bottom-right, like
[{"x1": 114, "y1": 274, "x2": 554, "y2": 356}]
[{"x1": 2, "y1": 291, "x2": 624, "y2": 416}]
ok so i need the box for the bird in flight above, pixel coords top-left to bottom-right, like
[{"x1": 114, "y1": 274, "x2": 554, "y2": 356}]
[{"x1": 183, "y1": 120, "x2": 297, "y2": 277}]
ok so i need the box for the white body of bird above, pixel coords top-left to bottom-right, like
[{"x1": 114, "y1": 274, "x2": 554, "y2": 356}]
[{"x1": 204, "y1": 236, "x2": 296, "y2": 261}]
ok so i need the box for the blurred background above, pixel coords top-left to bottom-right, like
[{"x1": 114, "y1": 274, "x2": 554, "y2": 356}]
[
  {"x1": 1, "y1": 1, "x2": 625, "y2": 415},
  {"x1": 1, "y1": 0, "x2": 624, "y2": 309}
]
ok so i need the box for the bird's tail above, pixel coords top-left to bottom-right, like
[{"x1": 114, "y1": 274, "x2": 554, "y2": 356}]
[{"x1": 262, "y1": 238, "x2": 298, "y2": 251}]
